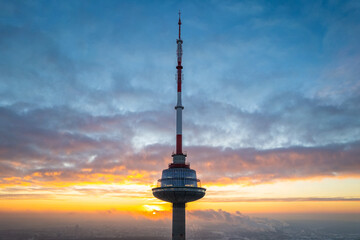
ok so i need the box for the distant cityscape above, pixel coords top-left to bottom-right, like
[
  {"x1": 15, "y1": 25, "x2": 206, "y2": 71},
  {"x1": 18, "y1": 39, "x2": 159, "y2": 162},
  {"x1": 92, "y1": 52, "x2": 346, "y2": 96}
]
[{"x1": 1, "y1": 221, "x2": 360, "y2": 240}]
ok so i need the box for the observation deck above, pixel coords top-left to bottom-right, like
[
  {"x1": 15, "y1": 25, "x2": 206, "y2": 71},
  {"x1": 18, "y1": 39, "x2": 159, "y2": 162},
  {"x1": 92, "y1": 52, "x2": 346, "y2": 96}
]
[{"x1": 152, "y1": 165, "x2": 206, "y2": 203}]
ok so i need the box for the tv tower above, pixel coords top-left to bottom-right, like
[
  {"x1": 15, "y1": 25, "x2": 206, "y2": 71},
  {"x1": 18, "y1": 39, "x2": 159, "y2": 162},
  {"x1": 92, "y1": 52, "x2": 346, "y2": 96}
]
[{"x1": 152, "y1": 12, "x2": 206, "y2": 240}]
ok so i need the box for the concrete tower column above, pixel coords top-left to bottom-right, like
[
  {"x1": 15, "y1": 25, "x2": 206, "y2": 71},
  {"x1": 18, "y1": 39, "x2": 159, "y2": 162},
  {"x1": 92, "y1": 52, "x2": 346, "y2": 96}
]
[{"x1": 172, "y1": 203, "x2": 185, "y2": 240}]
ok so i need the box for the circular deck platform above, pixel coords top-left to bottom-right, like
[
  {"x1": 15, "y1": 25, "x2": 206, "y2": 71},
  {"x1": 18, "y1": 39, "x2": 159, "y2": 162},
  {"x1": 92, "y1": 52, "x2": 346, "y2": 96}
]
[{"x1": 152, "y1": 187, "x2": 206, "y2": 203}]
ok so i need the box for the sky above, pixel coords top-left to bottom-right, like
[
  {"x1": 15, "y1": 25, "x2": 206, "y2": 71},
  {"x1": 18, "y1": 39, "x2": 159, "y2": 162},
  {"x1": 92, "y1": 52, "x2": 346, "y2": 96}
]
[{"x1": 0, "y1": 0, "x2": 360, "y2": 227}]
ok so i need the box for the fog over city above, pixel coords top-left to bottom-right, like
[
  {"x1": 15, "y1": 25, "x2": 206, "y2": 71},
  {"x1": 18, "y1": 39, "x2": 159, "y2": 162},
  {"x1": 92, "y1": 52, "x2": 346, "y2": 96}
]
[{"x1": 1, "y1": 210, "x2": 360, "y2": 240}]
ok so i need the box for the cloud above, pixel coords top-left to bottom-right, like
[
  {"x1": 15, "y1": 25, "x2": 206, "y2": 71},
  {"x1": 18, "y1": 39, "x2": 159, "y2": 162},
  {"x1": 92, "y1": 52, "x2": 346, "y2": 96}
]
[
  {"x1": 188, "y1": 141, "x2": 360, "y2": 184},
  {"x1": 0, "y1": 8, "x2": 175, "y2": 114},
  {"x1": 0, "y1": 1, "x2": 360, "y2": 201},
  {"x1": 0, "y1": 193, "x2": 55, "y2": 200},
  {"x1": 188, "y1": 209, "x2": 287, "y2": 232},
  {"x1": 0, "y1": 99, "x2": 360, "y2": 188},
  {"x1": 0, "y1": 24, "x2": 79, "y2": 107},
  {"x1": 201, "y1": 197, "x2": 360, "y2": 202},
  {"x1": 0, "y1": 184, "x2": 150, "y2": 200},
  {"x1": 184, "y1": 93, "x2": 360, "y2": 149},
  {"x1": 0, "y1": 105, "x2": 173, "y2": 187}
]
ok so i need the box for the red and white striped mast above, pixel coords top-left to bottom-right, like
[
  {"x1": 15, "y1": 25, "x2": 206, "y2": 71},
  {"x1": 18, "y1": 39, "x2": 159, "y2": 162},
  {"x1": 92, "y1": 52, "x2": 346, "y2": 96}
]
[{"x1": 175, "y1": 11, "x2": 184, "y2": 156}]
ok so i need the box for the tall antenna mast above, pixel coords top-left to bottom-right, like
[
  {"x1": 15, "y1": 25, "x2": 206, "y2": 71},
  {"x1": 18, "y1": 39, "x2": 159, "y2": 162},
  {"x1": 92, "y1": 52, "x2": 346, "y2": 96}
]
[{"x1": 175, "y1": 10, "x2": 184, "y2": 155}]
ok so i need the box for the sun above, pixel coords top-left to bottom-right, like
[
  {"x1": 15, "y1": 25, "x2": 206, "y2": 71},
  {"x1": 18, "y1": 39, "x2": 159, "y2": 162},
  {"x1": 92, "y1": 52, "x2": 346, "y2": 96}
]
[{"x1": 143, "y1": 204, "x2": 162, "y2": 212}]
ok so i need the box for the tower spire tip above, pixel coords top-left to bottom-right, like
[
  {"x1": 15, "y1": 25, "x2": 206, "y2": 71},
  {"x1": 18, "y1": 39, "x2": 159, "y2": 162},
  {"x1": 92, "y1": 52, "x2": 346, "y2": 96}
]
[{"x1": 178, "y1": 10, "x2": 181, "y2": 39}]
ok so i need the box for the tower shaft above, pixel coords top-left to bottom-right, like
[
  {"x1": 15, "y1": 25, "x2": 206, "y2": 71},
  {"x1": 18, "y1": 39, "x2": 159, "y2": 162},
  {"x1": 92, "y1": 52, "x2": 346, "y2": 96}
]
[{"x1": 173, "y1": 203, "x2": 186, "y2": 240}]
